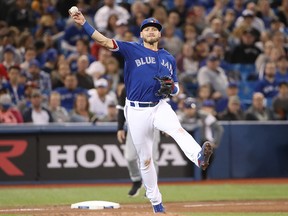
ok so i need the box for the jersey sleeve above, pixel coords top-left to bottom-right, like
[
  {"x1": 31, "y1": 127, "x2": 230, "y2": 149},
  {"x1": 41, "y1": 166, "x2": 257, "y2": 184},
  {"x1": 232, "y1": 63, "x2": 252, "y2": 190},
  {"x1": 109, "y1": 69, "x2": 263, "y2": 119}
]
[{"x1": 109, "y1": 40, "x2": 134, "y2": 60}]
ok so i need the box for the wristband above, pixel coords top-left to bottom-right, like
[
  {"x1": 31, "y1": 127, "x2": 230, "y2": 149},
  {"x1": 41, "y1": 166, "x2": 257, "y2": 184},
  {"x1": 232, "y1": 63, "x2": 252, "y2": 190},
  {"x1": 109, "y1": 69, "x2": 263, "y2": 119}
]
[
  {"x1": 83, "y1": 21, "x2": 95, "y2": 37},
  {"x1": 172, "y1": 85, "x2": 178, "y2": 94}
]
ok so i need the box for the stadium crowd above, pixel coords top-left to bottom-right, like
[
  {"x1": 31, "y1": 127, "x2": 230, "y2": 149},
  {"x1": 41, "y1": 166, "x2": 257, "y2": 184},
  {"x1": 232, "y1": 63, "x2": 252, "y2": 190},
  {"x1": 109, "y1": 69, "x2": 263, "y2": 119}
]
[{"x1": 0, "y1": 0, "x2": 288, "y2": 124}]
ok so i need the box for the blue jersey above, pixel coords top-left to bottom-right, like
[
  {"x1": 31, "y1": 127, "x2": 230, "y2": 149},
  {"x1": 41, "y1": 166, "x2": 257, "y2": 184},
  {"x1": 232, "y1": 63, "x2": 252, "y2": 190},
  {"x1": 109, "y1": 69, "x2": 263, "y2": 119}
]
[
  {"x1": 112, "y1": 40, "x2": 178, "y2": 102},
  {"x1": 254, "y1": 78, "x2": 279, "y2": 98},
  {"x1": 54, "y1": 87, "x2": 87, "y2": 111}
]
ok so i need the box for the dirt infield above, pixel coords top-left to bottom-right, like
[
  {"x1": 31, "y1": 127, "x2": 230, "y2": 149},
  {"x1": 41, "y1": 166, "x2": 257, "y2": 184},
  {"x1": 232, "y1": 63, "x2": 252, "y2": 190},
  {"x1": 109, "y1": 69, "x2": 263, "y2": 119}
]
[
  {"x1": 1, "y1": 200, "x2": 288, "y2": 215},
  {"x1": 1, "y1": 179, "x2": 288, "y2": 215}
]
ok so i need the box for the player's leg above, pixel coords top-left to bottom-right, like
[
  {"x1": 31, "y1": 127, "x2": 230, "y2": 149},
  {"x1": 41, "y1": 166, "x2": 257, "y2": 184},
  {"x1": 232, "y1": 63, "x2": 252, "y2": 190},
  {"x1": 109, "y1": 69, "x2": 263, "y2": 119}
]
[
  {"x1": 154, "y1": 100, "x2": 211, "y2": 167},
  {"x1": 125, "y1": 128, "x2": 142, "y2": 197},
  {"x1": 125, "y1": 106, "x2": 162, "y2": 206},
  {"x1": 152, "y1": 129, "x2": 160, "y2": 174}
]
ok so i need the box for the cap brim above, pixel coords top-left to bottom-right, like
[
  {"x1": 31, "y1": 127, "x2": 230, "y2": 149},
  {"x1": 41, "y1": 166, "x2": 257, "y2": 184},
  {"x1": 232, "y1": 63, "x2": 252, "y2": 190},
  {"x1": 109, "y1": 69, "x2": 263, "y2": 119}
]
[{"x1": 141, "y1": 23, "x2": 162, "y2": 32}]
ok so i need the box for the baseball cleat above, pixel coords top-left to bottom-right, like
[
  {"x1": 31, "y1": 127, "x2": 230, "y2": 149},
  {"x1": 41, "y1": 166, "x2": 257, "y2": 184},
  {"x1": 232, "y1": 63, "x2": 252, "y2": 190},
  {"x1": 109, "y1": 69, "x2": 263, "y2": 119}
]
[
  {"x1": 198, "y1": 141, "x2": 213, "y2": 171},
  {"x1": 152, "y1": 202, "x2": 165, "y2": 213},
  {"x1": 128, "y1": 181, "x2": 142, "y2": 197}
]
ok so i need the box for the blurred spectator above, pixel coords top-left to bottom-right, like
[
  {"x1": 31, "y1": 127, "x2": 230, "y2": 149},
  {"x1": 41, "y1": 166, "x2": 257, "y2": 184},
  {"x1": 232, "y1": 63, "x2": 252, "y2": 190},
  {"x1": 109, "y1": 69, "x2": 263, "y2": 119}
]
[
  {"x1": 1, "y1": 45, "x2": 17, "y2": 72},
  {"x1": 22, "y1": 89, "x2": 54, "y2": 124},
  {"x1": 205, "y1": 0, "x2": 228, "y2": 23},
  {"x1": 210, "y1": 43, "x2": 230, "y2": 72},
  {"x1": 161, "y1": 24, "x2": 183, "y2": 57},
  {"x1": 193, "y1": 37, "x2": 210, "y2": 64},
  {"x1": 6, "y1": 0, "x2": 35, "y2": 32},
  {"x1": 25, "y1": 59, "x2": 52, "y2": 101},
  {"x1": 0, "y1": 64, "x2": 9, "y2": 85},
  {"x1": 170, "y1": 0, "x2": 188, "y2": 27},
  {"x1": 48, "y1": 91, "x2": 70, "y2": 122},
  {"x1": 33, "y1": 39, "x2": 47, "y2": 67},
  {"x1": 268, "y1": 17, "x2": 284, "y2": 34},
  {"x1": 114, "y1": 19, "x2": 130, "y2": 41},
  {"x1": 87, "y1": 47, "x2": 112, "y2": 83},
  {"x1": 183, "y1": 24, "x2": 197, "y2": 45},
  {"x1": 54, "y1": 74, "x2": 87, "y2": 112},
  {"x1": 88, "y1": 78, "x2": 116, "y2": 121},
  {"x1": 228, "y1": 27, "x2": 262, "y2": 64},
  {"x1": 235, "y1": 8, "x2": 265, "y2": 34},
  {"x1": 2, "y1": 65, "x2": 25, "y2": 106},
  {"x1": 0, "y1": 93, "x2": 23, "y2": 123},
  {"x1": 244, "y1": 92, "x2": 275, "y2": 120},
  {"x1": 176, "y1": 43, "x2": 199, "y2": 95},
  {"x1": 61, "y1": 20, "x2": 91, "y2": 55},
  {"x1": 17, "y1": 81, "x2": 38, "y2": 113},
  {"x1": 70, "y1": 93, "x2": 97, "y2": 122},
  {"x1": 75, "y1": 55, "x2": 94, "y2": 90},
  {"x1": 103, "y1": 56, "x2": 121, "y2": 92},
  {"x1": 271, "y1": 31, "x2": 288, "y2": 55},
  {"x1": 203, "y1": 17, "x2": 228, "y2": 41},
  {"x1": 34, "y1": 10, "x2": 59, "y2": 39},
  {"x1": 167, "y1": 9, "x2": 183, "y2": 40},
  {"x1": 223, "y1": 9, "x2": 237, "y2": 33},
  {"x1": 51, "y1": 61, "x2": 71, "y2": 89},
  {"x1": 272, "y1": 81, "x2": 288, "y2": 120},
  {"x1": 275, "y1": 55, "x2": 288, "y2": 81},
  {"x1": 67, "y1": 38, "x2": 96, "y2": 73},
  {"x1": 105, "y1": 14, "x2": 119, "y2": 38},
  {"x1": 216, "y1": 82, "x2": 244, "y2": 113},
  {"x1": 20, "y1": 46, "x2": 37, "y2": 72},
  {"x1": 187, "y1": 4, "x2": 207, "y2": 34},
  {"x1": 177, "y1": 42, "x2": 199, "y2": 75},
  {"x1": 254, "y1": 61, "x2": 279, "y2": 103},
  {"x1": 42, "y1": 48, "x2": 58, "y2": 74},
  {"x1": 255, "y1": 0, "x2": 277, "y2": 29},
  {"x1": 152, "y1": 6, "x2": 168, "y2": 28},
  {"x1": 93, "y1": 0, "x2": 130, "y2": 33},
  {"x1": 258, "y1": 46, "x2": 284, "y2": 79},
  {"x1": 98, "y1": 101, "x2": 118, "y2": 122},
  {"x1": 218, "y1": 95, "x2": 245, "y2": 120},
  {"x1": 196, "y1": 84, "x2": 213, "y2": 108},
  {"x1": 197, "y1": 54, "x2": 229, "y2": 101},
  {"x1": 277, "y1": 0, "x2": 288, "y2": 27},
  {"x1": 255, "y1": 40, "x2": 274, "y2": 73}
]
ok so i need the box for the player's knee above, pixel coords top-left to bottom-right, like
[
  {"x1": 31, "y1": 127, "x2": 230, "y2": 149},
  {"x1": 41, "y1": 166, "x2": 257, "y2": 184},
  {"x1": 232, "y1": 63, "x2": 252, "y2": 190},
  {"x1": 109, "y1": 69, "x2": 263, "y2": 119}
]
[{"x1": 140, "y1": 157, "x2": 152, "y2": 170}]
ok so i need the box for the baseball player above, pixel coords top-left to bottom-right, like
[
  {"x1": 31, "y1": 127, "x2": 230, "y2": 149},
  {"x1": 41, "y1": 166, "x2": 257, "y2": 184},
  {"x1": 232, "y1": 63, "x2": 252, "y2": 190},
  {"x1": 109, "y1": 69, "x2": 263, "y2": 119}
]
[
  {"x1": 70, "y1": 11, "x2": 213, "y2": 214},
  {"x1": 117, "y1": 86, "x2": 160, "y2": 197}
]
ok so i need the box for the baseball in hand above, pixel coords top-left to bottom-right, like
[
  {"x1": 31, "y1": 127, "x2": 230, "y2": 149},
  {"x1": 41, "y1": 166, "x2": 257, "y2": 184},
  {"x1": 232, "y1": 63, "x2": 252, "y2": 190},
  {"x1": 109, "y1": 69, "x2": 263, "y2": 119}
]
[{"x1": 69, "y1": 6, "x2": 79, "y2": 15}]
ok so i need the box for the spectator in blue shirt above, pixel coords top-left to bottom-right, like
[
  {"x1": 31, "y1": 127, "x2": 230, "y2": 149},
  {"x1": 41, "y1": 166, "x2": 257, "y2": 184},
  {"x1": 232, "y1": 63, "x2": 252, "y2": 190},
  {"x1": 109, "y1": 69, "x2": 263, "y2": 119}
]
[
  {"x1": 54, "y1": 74, "x2": 87, "y2": 112},
  {"x1": 275, "y1": 56, "x2": 288, "y2": 81},
  {"x1": 254, "y1": 61, "x2": 279, "y2": 99}
]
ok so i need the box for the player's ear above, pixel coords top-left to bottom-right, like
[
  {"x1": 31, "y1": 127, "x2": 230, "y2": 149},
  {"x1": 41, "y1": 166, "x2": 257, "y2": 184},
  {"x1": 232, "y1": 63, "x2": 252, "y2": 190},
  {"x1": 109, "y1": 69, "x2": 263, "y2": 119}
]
[{"x1": 140, "y1": 32, "x2": 143, "y2": 38}]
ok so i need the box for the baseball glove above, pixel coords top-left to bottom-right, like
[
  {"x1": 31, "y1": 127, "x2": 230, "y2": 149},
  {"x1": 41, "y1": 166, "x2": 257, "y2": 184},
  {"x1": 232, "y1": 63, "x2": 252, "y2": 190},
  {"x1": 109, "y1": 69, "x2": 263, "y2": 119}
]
[{"x1": 154, "y1": 76, "x2": 175, "y2": 97}]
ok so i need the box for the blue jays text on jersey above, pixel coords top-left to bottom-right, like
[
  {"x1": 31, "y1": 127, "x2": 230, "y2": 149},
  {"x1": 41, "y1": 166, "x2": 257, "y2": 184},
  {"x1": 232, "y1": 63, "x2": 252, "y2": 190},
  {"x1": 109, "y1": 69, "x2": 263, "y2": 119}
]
[{"x1": 111, "y1": 40, "x2": 178, "y2": 102}]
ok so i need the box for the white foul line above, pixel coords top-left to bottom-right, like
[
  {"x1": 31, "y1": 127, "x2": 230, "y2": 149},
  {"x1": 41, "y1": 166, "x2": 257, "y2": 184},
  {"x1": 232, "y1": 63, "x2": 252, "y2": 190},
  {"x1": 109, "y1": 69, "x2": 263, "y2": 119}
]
[{"x1": 0, "y1": 208, "x2": 47, "y2": 212}]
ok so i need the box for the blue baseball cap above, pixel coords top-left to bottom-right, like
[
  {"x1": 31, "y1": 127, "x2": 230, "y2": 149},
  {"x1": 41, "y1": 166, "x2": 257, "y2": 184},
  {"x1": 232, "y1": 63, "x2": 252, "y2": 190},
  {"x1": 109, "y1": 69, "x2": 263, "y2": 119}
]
[{"x1": 140, "y1": 18, "x2": 162, "y2": 32}]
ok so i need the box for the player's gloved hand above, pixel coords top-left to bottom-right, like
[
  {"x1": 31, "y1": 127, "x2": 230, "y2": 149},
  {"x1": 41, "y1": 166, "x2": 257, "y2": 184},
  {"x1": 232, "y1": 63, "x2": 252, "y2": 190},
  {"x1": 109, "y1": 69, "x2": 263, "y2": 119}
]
[{"x1": 154, "y1": 76, "x2": 175, "y2": 98}]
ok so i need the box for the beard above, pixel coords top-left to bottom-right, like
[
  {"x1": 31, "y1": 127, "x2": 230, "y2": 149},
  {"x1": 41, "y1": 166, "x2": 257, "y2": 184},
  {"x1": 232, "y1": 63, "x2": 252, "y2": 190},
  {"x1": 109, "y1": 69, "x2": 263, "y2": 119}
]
[{"x1": 143, "y1": 37, "x2": 159, "y2": 45}]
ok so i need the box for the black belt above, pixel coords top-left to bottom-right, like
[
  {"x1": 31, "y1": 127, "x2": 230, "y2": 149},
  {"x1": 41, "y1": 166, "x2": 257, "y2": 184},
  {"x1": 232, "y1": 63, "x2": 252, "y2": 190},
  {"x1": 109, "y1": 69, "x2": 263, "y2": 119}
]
[{"x1": 130, "y1": 101, "x2": 159, "y2": 107}]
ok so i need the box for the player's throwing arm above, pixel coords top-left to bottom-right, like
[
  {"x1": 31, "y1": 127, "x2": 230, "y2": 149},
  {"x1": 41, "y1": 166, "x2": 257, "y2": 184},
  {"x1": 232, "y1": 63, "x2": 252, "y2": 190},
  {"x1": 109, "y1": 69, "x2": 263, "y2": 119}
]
[{"x1": 69, "y1": 8, "x2": 115, "y2": 49}]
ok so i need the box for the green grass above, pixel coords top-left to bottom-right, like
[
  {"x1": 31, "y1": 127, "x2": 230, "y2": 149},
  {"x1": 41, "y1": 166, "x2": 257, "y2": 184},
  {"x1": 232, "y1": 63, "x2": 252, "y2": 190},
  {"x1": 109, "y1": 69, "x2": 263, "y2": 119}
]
[{"x1": 0, "y1": 183, "x2": 287, "y2": 207}]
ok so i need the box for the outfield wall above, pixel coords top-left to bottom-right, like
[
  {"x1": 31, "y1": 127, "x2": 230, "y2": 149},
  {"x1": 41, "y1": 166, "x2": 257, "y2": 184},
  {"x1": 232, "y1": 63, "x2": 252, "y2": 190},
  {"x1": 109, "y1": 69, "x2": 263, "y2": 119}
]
[{"x1": 0, "y1": 122, "x2": 287, "y2": 183}]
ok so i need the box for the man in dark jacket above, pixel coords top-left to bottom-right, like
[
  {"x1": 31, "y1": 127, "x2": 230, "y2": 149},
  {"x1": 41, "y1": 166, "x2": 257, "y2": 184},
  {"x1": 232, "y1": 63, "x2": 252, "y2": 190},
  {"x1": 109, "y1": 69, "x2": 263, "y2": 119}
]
[{"x1": 22, "y1": 89, "x2": 53, "y2": 124}]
